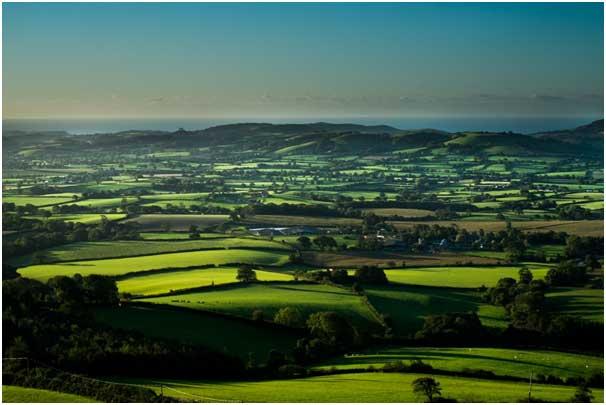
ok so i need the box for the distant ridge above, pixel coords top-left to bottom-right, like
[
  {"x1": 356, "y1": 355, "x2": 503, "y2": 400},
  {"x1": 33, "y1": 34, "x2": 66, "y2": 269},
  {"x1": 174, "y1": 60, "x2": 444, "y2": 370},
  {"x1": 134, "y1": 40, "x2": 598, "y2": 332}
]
[
  {"x1": 531, "y1": 119, "x2": 604, "y2": 146},
  {"x1": 3, "y1": 119, "x2": 603, "y2": 157}
]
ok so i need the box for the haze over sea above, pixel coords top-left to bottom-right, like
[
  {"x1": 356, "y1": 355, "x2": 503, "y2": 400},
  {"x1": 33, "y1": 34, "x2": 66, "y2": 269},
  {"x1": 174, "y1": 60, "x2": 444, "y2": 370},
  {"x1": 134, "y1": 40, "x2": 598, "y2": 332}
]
[{"x1": 3, "y1": 116, "x2": 599, "y2": 135}]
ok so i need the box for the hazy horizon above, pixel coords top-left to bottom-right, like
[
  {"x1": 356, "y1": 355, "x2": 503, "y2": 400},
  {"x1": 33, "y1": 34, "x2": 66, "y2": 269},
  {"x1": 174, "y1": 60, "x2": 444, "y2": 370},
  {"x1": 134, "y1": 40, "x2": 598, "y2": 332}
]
[
  {"x1": 3, "y1": 115, "x2": 601, "y2": 135},
  {"x1": 3, "y1": 3, "x2": 603, "y2": 120}
]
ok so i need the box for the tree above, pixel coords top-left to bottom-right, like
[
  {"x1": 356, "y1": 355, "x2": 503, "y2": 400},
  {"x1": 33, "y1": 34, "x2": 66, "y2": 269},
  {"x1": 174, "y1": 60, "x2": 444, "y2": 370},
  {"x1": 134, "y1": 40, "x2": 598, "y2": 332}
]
[
  {"x1": 236, "y1": 265, "x2": 257, "y2": 283},
  {"x1": 82, "y1": 274, "x2": 119, "y2": 305},
  {"x1": 415, "y1": 312, "x2": 485, "y2": 344},
  {"x1": 32, "y1": 251, "x2": 48, "y2": 265},
  {"x1": 188, "y1": 224, "x2": 200, "y2": 239},
  {"x1": 354, "y1": 266, "x2": 388, "y2": 284},
  {"x1": 297, "y1": 236, "x2": 312, "y2": 249},
  {"x1": 306, "y1": 311, "x2": 356, "y2": 347},
  {"x1": 504, "y1": 239, "x2": 526, "y2": 262},
  {"x1": 571, "y1": 384, "x2": 593, "y2": 403},
  {"x1": 274, "y1": 307, "x2": 305, "y2": 328},
  {"x1": 329, "y1": 269, "x2": 349, "y2": 284},
  {"x1": 252, "y1": 309, "x2": 264, "y2": 321},
  {"x1": 313, "y1": 236, "x2": 338, "y2": 251},
  {"x1": 412, "y1": 377, "x2": 442, "y2": 402},
  {"x1": 545, "y1": 261, "x2": 587, "y2": 286},
  {"x1": 518, "y1": 267, "x2": 533, "y2": 284}
]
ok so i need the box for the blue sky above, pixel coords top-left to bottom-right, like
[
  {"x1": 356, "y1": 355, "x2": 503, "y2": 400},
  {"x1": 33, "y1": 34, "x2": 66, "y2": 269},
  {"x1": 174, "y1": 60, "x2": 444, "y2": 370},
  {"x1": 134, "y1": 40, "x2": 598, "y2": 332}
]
[{"x1": 3, "y1": 3, "x2": 603, "y2": 119}]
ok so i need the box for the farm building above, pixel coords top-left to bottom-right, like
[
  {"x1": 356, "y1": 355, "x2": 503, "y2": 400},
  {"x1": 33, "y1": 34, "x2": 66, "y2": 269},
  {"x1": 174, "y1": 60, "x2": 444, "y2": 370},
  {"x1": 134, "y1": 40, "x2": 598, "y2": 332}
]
[{"x1": 249, "y1": 226, "x2": 320, "y2": 236}]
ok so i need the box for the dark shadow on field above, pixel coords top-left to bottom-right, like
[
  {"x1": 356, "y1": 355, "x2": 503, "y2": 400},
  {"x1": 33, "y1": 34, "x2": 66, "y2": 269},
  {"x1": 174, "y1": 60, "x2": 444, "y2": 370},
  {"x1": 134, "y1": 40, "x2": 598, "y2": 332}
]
[
  {"x1": 546, "y1": 287, "x2": 604, "y2": 317},
  {"x1": 271, "y1": 285, "x2": 353, "y2": 297},
  {"x1": 63, "y1": 262, "x2": 95, "y2": 266},
  {"x1": 364, "y1": 284, "x2": 482, "y2": 336},
  {"x1": 368, "y1": 350, "x2": 577, "y2": 374}
]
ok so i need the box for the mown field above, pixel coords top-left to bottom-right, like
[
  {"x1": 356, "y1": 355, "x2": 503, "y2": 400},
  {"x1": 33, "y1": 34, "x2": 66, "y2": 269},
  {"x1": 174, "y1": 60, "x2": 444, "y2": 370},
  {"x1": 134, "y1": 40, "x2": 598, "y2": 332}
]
[
  {"x1": 316, "y1": 346, "x2": 604, "y2": 379},
  {"x1": 304, "y1": 251, "x2": 501, "y2": 268},
  {"x1": 3, "y1": 123, "x2": 604, "y2": 404},
  {"x1": 139, "y1": 282, "x2": 380, "y2": 329},
  {"x1": 364, "y1": 284, "x2": 508, "y2": 334},
  {"x1": 3, "y1": 195, "x2": 76, "y2": 207},
  {"x1": 118, "y1": 267, "x2": 293, "y2": 295},
  {"x1": 94, "y1": 305, "x2": 300, "y2": 361},
  {"x1": 389, "y1": 220, "x2": 604, "y2": 237},
  {"x1": 128, "y1": 372, "x2": 604, "y2": 403},
  {"x1": 546, "y1": 288, "x2": 604, "y2": 323},
  {"x1": 18, "y1": 249, "x2": 291, "y2": 281},
  {"x1": 382, "y1": 264, "x2": 550, "y2": 288},
  {"x1": 139, "y1": 232, "x2": 208, "y2": 240},
  {"x1": 10, "y1": 237, "x2": 291, "y2": 266},
  {"x1": 362, "y1": 208, "x2": 435, "y2": 217},
  {"x1": 2, "y1": 386, "x2": 94, "y2": 403},
  {"x1": 24, "y1": 213, "x2": 127, "y2": 224},
  {"x1": 57, "y1": 197, "x2": 139, "y2": 208},
  {"x1": 123, "y1": 214, "x2": 230, "y2": 231}
]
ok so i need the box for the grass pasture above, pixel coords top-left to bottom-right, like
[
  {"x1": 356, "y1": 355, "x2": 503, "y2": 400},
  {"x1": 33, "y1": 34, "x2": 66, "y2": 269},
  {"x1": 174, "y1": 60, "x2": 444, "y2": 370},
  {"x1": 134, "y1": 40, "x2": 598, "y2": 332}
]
[
  {"x1": 3, "y1": 195, "x2": 75, "y2": 207},
  {"x1": 389, "y1": 220, "x2": 604, "y2": 236},
  {"x1": 304, "y1": 251, "x2": 501, "y2": 268},
  {"x1": 245, "y1": 214, "x2": 361, "y2": 227},
  {"x1": 118, "y1": 267, "x2": 293, "y2": 295},
  {"x1": 364, "y1": 284, "x2": 508, "y2": 335},
  {"x1": 18, "y1": 249, "x2": 291, "y2": 281},
  {"x1": 139, "y1": 232, "x2": 197, "y2": 240},
  {"x1": 546, "y1": 288, "x2": 604, "y2": 323},
  {"x1": 11, "y1": 238, "x2": 291, "y2": 266},
  {"x1": 2, "y1": 386, "x2": 94, "y2": 403},
  {"x1": 124, "y1": 214, "x2": 229, "y2": 231},
  {"x1": 58, "y1": 197, "x2": 139, "y2": 208},
  {"x1": 139, "y1": 282, "x2": 380, "y2": 329},
  {"x1": 383, "y1": 265, "x2": 550, "y2": 288},
  {"x1": 130, "y1": 372, "x2": 603, "y2": 403},
  {"x1": 94, "y1": 306, "x2": 299, "y2": 361},
  {"x1": 362, "y1": 208, "x2": 435, "y2": 217},
  {"x1": 25, "y1": 213, "x2": 127, "y2": 224},
  {"x1": 317, "y1": 346, "x2": 604, "y2": 379}
]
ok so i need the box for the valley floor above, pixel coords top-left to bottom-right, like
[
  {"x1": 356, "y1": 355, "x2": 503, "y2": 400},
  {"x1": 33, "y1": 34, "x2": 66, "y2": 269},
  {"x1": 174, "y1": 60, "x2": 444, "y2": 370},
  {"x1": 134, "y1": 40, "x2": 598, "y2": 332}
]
[{"x1": 121, "y1": 373, "x2": 604, "y2": 403}]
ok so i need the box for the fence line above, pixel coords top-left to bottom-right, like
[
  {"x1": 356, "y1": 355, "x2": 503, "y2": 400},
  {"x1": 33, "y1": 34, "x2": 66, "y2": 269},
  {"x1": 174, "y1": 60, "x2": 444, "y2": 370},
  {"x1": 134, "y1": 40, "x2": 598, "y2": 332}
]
[{"x1": 2, "y1": 357, "x2": 243, "y2": 403}]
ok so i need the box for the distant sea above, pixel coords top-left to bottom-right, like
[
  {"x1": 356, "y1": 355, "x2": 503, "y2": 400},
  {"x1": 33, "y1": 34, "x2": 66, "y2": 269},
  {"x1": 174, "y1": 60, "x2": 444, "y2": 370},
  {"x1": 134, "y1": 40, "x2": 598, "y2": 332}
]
[{"x1": 3, "y1": 116, "x2": 600, "y2": 135}]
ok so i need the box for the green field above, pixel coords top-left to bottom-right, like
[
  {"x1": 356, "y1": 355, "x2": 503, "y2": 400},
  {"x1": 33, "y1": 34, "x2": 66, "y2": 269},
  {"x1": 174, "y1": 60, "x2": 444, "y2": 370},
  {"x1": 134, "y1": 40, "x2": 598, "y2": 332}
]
[
  {"x1": 317, "y1": 346, "x2": 603, "y2": 379},
  {"x1": 11, "y1": 238, "x2": 291, "y2": 266},
  {"x1": 139, "y1": 232, "x2": 200, "y2": 240},
  {"x1": 3, "y1": 118, "x2": 604, "y2": 403},
  {"x1": 24, "y1": 213, "x2": 127, "y2": 224},
  {"x1": 58, "y1": 197, "x2": 139, "y2": 208},
  {"x1": 18, "y1": 249, "x2": 291, "y2": 281},
  {"x1": 118, "y1": 267, "x2": 293, "y2": 295},
  {"x1": 365, "y1": 284, "x2": 508, "y2": 335},
  {"x1": 3, "y1": 195, "x2": 75, "y2": 207},
  {"x1": 383, "y1": 265, "x2": 550, "y2": 288},
  {"x1": 124, "y1": 214, "x2": 229, "y2": 231},
  {"x1": 2, "y1": 386, "x2": 94, "y2": 403},
  {"x1": 139, "y1": 282, "x2": 380, "y2": 328},
  {"x1": 128, "y1": 372, "x2": 603, "y2": 402},
  {"x1": 546, "y1": 288, "x2": 604, "y2": 323},
  {"x1": 390, "y1": 220, "x2": 604, "y2": 237},
  {"x1": 140, "y1": 192, "x2": 209, "y2": 200},
  {"x1": 95, "y1": 305, "x2": 299, "y2": 361},
  {"x1": 362, "y1": 208, "x2": 435, "y2": 217}
]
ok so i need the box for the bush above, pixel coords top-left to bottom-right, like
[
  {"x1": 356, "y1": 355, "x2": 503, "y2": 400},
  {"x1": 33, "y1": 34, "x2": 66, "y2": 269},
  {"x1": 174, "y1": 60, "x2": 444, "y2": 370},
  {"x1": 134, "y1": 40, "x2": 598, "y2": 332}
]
[
  {"x1": 273, "y1": 307, "x2": 305, "y2": 328},
  {"x1": 252, "y1": 309, "x2": 265, "y2": 321},
  {"x1": 354, "y1": 265, "x2": 388, "y2": 284},
  {"x1": 277, "y1": 364, "x2": 307, "y2": 377},
  {"x1": 545, "y1": 261, "x2": 588, "y2": 286},
  {"x1": 414, "y1": 312, "x2": 486, "y2": 344}
]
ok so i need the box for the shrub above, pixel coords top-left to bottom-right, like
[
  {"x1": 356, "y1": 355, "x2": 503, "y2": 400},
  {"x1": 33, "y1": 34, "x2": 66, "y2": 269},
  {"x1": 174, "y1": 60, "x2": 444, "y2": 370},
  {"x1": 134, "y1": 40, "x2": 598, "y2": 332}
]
[{"x1": 273, "y1": 307, "x2": 305, "y2": 328}]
